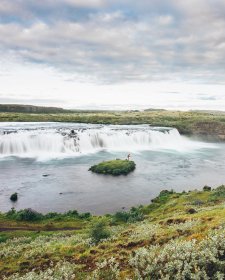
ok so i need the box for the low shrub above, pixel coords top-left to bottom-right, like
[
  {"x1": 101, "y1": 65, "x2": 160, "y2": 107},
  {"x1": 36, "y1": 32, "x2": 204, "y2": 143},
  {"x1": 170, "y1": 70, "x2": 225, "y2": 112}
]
[
  {"x1": 151, "y1": 189, "x2": 174, "y2": 203},
  {"x1": 113, "y1": 211, "x2": 130, "y2": 223},
  {"x1": 6, "y1": 208, "x2": 43, "y2": 221},
  {"x1": 65, "y1": 210, "x2": 79, "y2": 217},
  {"x1": 5, "y1": 208, "x2": 92, "y2": 221},
  {"x1": 79, "y1": 212, "x2": 91, "y2": 220},
  {"x1": 0, "y1": 235, "x2": 8, "y2": 243},
  {"x1": 89, "y1": 220, "x2": 111, "y2": 244},
  {"x1": 210, "y1": 185, "x2": 225, "y2": 201},
  {"x1": 44, "y1": 212, "x2": 60, "y2": 219},
  {"x1": 129, "y1": 229, "x2": 225, "y2": 280},
  {"x1": 112, "y1": 206, "x2": 144, "y2": 224},
  {"x1": 203, "y1": 185, "x2": 211, "y2": 191},
  {"x1": 16, "y1": 209, "x2": 43, "y2": 221}
]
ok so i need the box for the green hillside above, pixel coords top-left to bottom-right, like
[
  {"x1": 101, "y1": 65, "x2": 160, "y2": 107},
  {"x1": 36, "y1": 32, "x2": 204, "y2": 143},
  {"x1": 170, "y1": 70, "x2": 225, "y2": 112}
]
[
  {"x1": 0, "y1": 186, "x2": 224, "y2": 279},
  {"x1": 0, "y1": 104, "x2": 67, "y2": 114}
]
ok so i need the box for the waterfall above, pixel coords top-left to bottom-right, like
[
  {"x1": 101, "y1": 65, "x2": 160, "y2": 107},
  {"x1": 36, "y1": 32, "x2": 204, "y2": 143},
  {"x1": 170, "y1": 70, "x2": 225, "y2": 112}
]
[{"x1": 0, "y1": 123, "x2": 212, "y2": 158}]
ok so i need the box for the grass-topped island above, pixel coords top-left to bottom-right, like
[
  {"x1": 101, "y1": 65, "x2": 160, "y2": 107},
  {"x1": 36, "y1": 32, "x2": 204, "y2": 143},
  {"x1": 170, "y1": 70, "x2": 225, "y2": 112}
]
[{"x1": 89, "y1": 159, "x2": 136, "y2": 176}]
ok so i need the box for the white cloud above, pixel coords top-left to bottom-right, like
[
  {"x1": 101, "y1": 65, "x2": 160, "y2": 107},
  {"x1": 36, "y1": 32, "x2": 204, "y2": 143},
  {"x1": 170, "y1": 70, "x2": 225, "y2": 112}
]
[
  {"x1": 157, "y1": 15, "x2": 174, "y2": 25},
  {"x1": 0, "y1": 1, "x2": 225, "y2": 109},
  {"x1": 63, "y1": 0, "x2": 105, "y2": 8},
  {"x1": 1, "y1": 9, "x2": 224, "y2": 84},
  {"x1": 0, "y1": 56, "x2": 225, "y2": 110}
]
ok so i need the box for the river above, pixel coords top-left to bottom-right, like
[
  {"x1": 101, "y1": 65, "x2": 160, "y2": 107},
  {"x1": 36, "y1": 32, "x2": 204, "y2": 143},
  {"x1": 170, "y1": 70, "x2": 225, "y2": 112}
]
[{"x1": 0, "y1": 122, "x2": 224, "y2": 214}]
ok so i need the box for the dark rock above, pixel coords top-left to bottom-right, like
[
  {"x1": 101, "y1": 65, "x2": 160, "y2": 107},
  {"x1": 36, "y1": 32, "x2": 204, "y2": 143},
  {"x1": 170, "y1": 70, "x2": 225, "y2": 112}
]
[
  {"x1": 203, "y1": 185, "x2": 211, "y2": 191},
  {"x1": 10, "y1": 192, "x2": 18, "y2": 202},
  {"x1": 43, "y1": 174, "x2": 50, "y2": 177},
  {"x1": 165, "y1": 218, "x2": 186, "y2": 225},
  {"x1": 192, "y1": 199, "x2": 204, "y2": 206},
  {"x1": 186, "y1": 208, "x2": 197, "y2": 214},
  {"x1": 90, "y1": 249, "x2": 98, "y2": 254}
]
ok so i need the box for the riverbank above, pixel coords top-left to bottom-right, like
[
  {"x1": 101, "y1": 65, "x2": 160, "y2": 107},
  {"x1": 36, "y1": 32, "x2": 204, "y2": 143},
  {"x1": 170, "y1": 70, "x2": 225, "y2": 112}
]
[
  {"x1": 0, "y1": 186, "x2": 224, "y2": 279},
  {"x1": 1, "y1": 110, "x2": 225, "y2": 141}
]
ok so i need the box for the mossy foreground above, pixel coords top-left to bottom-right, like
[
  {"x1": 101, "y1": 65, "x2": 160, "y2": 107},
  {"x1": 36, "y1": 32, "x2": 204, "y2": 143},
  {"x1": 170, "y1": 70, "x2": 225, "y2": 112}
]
[
  {"x1": 0, "y1": 186, "x2": 225, "y2": 279},
  {"x1": 89, "y1": 159, "x2": 136, "y2": 176}
]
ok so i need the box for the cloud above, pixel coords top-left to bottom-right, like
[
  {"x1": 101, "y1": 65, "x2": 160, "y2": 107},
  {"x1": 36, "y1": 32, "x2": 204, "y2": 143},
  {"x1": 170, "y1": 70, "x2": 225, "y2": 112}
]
[
  {"x1": 62, "y1": 0, "x2": 105, "y2": 8},
  {"x1": 0, "y1": 97, "x2": 64, "y2": 105},
  {"x1": 198, "y1": 94, "x2": 218, "y2": 101},
  {"x1": 0, "y1": 0, "x2": 225, "y2": 86},
  {"x1": 157, "y1": 15, "x2": 174, "y2": 25}
]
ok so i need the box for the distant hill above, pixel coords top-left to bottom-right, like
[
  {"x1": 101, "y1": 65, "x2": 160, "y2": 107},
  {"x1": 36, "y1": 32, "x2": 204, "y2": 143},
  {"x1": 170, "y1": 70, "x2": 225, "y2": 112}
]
[
  {"x1": 0, "y1": 104, "x2": 69, "y2": 114},
  {"x1": 190, "y1": 110, "x2": 225, "y2": 115},
  {"x1": 144, "y1": 108, "x2": 166, "y2": 112}
]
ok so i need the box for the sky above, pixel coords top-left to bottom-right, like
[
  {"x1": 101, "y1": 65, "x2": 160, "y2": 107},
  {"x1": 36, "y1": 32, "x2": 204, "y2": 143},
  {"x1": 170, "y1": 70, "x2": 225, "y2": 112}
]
[{"x1": 0, "y1": 0, "x2": 225, "y2": 110}]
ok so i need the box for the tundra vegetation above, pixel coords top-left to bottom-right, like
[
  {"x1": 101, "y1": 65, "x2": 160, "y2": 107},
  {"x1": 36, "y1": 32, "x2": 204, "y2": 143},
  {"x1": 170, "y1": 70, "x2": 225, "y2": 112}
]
[{"x1": 0, "y1": 185, "x2": 224, "y2": 279}]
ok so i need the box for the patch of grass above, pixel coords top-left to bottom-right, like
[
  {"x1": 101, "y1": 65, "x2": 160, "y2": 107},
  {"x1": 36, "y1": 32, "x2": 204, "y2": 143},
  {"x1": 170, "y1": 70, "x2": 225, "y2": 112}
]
[{"x1": 89, "y1": 159, "x2": 136, "y2": 176}]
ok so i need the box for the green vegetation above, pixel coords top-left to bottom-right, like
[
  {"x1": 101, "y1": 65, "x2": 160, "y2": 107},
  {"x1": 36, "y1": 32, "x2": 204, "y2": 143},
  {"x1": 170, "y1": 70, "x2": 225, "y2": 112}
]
[
  {"x1": 0, "y1": 104, "x2": 67, "y2": 114},
  {"x1": 6, "y1": 208, "x2": 91, "y2": 222},
  {"x1": 89, "y1": 159, "x2": 136, "y2": 176},
  {"x1": 112, "y1": 206, "x2": 144, "y2": 223},
  {"x1": 209, "y1": 185, "x2": 225, "y2": 202},
  {"x1": 89, "y1": 220, "x2": 110, "y2": 244},
  {"x1": 203, "y1": 185, "x2": 212, "y2": 191},
  {"x1": 1, "y1": 109, "x2": 225, "y2": 140},
  {"x1": 9, "y1": 193, "x2": 18, "y2": 202},
  {"x1": 0, "y1": 186, "x2": 224, "y2": 279}
]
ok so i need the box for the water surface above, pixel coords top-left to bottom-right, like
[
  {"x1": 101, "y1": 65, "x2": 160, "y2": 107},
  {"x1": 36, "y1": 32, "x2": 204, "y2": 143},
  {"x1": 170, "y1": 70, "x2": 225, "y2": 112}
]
[{"x1": 0, "y1": 122, "x2": 224, "y2": 214}]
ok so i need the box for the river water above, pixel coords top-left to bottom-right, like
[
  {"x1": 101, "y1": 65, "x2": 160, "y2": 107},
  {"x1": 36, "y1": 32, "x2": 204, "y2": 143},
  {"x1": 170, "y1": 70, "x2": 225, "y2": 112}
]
[{"x1": 0, "y1": 122, "x2": 224, "y2": 214}]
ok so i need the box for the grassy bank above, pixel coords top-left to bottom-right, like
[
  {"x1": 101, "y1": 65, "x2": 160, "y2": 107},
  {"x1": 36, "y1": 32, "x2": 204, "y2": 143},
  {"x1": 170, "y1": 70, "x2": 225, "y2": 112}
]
[
  {"x1": 0, "y1": 186, "x2": 224, "y2": 279},
  {"x1": 1, "y1": 110, "x2": 225, "y2": 140}
]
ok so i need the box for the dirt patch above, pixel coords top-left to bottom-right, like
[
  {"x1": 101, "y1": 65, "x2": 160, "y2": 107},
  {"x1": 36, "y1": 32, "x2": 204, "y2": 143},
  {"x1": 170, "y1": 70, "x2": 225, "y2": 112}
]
[
  {"x1": 0, "y1": 227, "x2": 81, "y2": 232},
  {"x1": 162, "y1": 218, "x2": 187, "y2": 225},
  {"x1": 118, "y1": 240, "x2": 146, "y2": 249}
]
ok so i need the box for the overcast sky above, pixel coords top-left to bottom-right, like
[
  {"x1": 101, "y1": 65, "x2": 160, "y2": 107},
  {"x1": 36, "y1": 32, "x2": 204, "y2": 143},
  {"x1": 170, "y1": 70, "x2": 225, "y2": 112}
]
[{"x1": 0, "y1": 0, "x2": 225, "y2": 110}]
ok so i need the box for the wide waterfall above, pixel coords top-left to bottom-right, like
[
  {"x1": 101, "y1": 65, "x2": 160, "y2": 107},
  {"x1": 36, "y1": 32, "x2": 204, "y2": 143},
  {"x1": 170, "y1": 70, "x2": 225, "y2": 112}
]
[
  {"x1": 0, "y1": 123, "x2": 212, "y2": 158},
  {"x1": 0, "y1": 122, "x2": 222, "y2": 214}
]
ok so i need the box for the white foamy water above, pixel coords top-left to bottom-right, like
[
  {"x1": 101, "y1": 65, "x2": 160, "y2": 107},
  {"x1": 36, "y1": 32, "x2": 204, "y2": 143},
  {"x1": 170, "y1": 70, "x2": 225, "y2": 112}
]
[{"x1": 0, "y1": 123, "x2": 214, "y2": 159}]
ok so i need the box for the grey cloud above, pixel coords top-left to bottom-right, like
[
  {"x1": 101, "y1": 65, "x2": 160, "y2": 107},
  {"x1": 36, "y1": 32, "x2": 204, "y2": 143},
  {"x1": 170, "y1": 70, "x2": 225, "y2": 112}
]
[
  {"x1": 62, "y1": 0, "x2": 105, "y2": 8},
  {"x1": 0, "y1": 1, "x2": 225, "y2": 84},
  {"x1": 199, "y1": 96, "x2": 217, "y2": 101},
  {"x1": 197, "y1": 94, "x2": 218, "y2": 101}
]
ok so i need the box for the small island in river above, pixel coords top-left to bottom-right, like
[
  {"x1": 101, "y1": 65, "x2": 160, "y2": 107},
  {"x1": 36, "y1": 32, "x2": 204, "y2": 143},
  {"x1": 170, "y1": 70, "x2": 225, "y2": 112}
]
[{"x1": 89, "y1": 159, "x2": 136, "y2": 176}]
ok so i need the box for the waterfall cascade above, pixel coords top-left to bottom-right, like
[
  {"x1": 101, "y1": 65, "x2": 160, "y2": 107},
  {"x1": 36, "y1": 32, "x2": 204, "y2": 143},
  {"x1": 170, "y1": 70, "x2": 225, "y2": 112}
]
[{"x1": 0, "y1": 124, "x2": 211, "y2": 158}]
